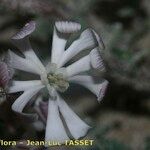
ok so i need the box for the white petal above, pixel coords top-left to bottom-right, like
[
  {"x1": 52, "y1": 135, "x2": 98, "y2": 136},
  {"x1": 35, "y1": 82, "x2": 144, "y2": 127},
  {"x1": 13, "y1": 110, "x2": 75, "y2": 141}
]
[
  {"x1": 12, "y1": 21, "x2": 36, "y2": 39},
  {"x1": 69, "y1": 75, "x2": 108, "y2": 102},
  {"x1": 51, "y1": 28, "x2": 67, "y2": 64},
  {"x1": 9, "y1": 80, "x2": 43, "y2": 93},
  {"x1": 24, "y1": 45, "x2": 46, "y2": 74},
  {"x1": 12, "y1": 38, "x2": 46, "y2": 74},
  {"x1": 58, "y1": 29, "x2": 96, "y2": 67},
  {"x1": 57, "y1": 95, "x2": 90, "y2": 139},
  {"x1": 55, "y1": 21, "x2": 81, "y2": 33},
  {"x1": 92, "y1": 29, "x2": 105, "y2": 50},
  {"x1": 51, "y1": 21, "x2": 81, "y2": 65},
  {"x1": 66, "y1": 55, "x2": 91, "y2": 77},
  {"x1": 11, "y1": 21, "x2": 46, "y2": 74},
  {"x1": 9, "y1": 50, "x2": 42, "y2": 75},
  {"x1": 66, "y1": 47, "x2": 105, "y2": 77},
  {"x1": 11, "y1": 85, "x2": 44, "y2": 120},
  {"x1": 45, "y1": 99, "x2": 70, "y2": 143},
  {"x1": 90, "y1": 48, "x2": 105, "y2": 70}
]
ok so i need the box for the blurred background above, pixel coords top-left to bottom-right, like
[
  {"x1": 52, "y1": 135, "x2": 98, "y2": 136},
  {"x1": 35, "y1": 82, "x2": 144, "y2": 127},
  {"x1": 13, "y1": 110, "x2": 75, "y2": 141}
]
[{"x1": 0, "y1": 0, "x2": 150, "y2": 150}]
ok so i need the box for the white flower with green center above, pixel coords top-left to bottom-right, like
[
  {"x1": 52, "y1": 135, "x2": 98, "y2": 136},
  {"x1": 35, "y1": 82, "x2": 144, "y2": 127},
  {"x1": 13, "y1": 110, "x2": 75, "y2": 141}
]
[{"x1": 8, "y1": 21, "x2": 108, "y2": 143}]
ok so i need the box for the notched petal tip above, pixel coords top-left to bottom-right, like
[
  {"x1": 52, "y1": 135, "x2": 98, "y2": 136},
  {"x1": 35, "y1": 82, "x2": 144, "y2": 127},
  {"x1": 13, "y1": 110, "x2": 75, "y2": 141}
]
[
  {"x1": 78, "y1": 29, "x2": 96, "y2": 48},
  {"x1": 98, "y1": 80, "x2": 109, "y2": 102},
  {"x1": 92, "y1": 30, "x2": 105, "y2": 50},
  {"x1": 90, "y1": 48, "x2": 105, "y2": 71},
  {"x1": 0, "y1": 62, "x2": 10, "y2": 87},
  {"x1": 12, "y1": 21, "x2": 36, "y2": 40},
  {"x1": 55, "y1": 21, "x2": 81, "y2": 33},
  {"x1": 5, "y1": 51, "x2": 15, "y2": 78},
  {"x1": 80, "y1": 29, "x2": 92, "y2": 38},
  {"x1": 80, "y1": 29, "x2": 96, "y2": 47}
]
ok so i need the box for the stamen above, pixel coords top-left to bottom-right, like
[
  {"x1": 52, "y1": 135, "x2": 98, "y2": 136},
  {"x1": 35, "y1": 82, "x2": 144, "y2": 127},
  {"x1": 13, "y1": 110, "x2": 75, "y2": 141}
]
[{"x1": 47, "y1": 73, "x2": 69, "y2": 92}]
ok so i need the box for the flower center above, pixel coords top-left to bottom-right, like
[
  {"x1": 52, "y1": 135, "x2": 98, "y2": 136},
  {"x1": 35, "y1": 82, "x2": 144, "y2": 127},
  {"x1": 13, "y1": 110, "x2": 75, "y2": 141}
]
[{"x1": 47, "y1": 73, "x2": 69, "y2": 92}]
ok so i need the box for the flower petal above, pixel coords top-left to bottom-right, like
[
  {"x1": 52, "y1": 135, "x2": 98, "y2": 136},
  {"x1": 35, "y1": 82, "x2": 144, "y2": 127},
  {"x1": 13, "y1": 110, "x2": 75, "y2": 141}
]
[
  {"x1": 69, "y1": 75, "x2": 108, "y2": 102},
  {"x1": 9, "y1": 80, "x2": 43, "y2": 93},
  {"x1": 58, "y1": 29, "x2": 96, "y2": 67},
  {"x1": 9, "y1": 50, "x2": 42, "y2": 75},
  {"x1": 92, "y1": 29, "x2": 105, "y2": 50},
  {"x1": 55, "y1": 21, "x2": 81, "y2": 33},
  {"x1": 57, "y1": 95, "x2": 90, "y2": 139},
  {"x1": 90, "y1": 48, "x2": 105, "y2": 70},
  {"x1": 11, "y1": 85, "x2": 44, "y2": 121},
  {"x1": 51, "y1": 21, "x2": 81, "y2": 65},
  {"x1": 66, "y1": 47, "x2": 105, "y2": 77},
  {"x1": 66, "y1": 54, "x2": 91, "y2": 77},
  {"x1": 19, "y1": 38, "x2": 46, "y2": 74},
  {"x1": 12, "y1": 21, "x2": 36, "y2": 40},
  {"x1": 0, "y1": 62, "x2": 10, "y2": 87},
  {"x1": 51, "y1": 28, "x2": 67, "y2": 65},
  {"x1": 11, "y1": 21, "x2": 46, "y2": 74},
  {"x1": 45, "y1": 99, "x2": 70, "y2": 143}
]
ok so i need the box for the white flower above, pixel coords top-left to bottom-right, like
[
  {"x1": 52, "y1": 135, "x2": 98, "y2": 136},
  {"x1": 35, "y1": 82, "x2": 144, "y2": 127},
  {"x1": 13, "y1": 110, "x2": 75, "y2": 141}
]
[{"x1": 8, "y1": 21, "x2": 108, "y2": 143}]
